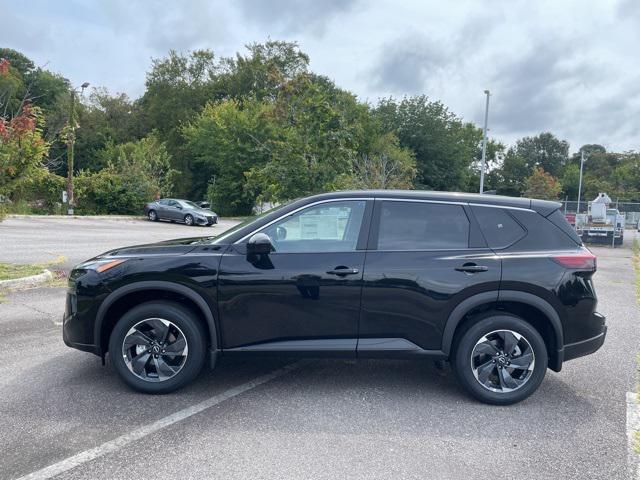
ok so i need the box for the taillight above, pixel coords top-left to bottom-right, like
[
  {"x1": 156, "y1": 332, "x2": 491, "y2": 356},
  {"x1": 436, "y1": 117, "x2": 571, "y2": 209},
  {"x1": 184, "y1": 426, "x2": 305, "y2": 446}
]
[{"x1": 551, "y1": 251, "x2": 596, "y2": 270}]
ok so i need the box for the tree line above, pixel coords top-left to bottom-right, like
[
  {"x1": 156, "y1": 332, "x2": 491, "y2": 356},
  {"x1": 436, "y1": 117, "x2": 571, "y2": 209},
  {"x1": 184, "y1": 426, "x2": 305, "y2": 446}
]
[{"x1": 1, "y1": 42, "x2": 639, "y2": 216}]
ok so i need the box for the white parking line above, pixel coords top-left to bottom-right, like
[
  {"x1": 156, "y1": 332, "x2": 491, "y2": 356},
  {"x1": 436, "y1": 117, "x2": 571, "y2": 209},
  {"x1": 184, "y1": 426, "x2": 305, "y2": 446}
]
[
  {"x1": 15, "y1": 362, "x2": 301, "y2": 480},
  {"x1": 627, "y1": 391, "x2": 640, "y2": 480}
]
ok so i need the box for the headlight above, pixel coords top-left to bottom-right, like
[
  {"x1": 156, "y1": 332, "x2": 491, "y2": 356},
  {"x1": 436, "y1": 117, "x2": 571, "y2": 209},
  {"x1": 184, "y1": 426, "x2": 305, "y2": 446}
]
[{"x1": 75, "y1": 258, "x2": 128, "y2": 273}]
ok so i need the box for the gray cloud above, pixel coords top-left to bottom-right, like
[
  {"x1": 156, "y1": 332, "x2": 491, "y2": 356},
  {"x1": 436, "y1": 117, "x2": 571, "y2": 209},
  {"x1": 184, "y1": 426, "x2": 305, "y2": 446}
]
[
  {"x1": 235, "y1": 0, "x2": 359, "y2": 36},
  {"x1": 368, "y1": 34, "x2": 449, "y2": 93},
  {"x1": 2, "y1": 0, "x2": 638, "y2": 151}
]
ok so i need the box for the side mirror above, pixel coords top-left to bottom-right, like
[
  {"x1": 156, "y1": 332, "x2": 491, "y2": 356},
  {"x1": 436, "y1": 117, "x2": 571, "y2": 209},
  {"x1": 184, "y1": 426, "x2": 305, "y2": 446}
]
[{"x1": 247, "y1": 233, "x2": 274, "y2": 255}]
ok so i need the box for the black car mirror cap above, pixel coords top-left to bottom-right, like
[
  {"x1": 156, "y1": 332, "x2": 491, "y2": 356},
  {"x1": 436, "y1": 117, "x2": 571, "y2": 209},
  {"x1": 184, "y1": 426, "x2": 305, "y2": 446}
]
[{"x1": 247, "y1": 233, "x2": 274, "y2": 255}]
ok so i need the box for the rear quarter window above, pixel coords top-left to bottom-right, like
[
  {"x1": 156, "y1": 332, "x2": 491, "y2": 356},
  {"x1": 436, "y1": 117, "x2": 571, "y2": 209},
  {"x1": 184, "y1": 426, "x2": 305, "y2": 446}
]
[
  {"x1": 507, "y1": 209, "x2": 580, "y2": 250},
  {"x1": 471, "y1": 206, "x2": 526, "y2": 249},
  {"x1": 546, "y1": 209, "x2": 582, "y2": 244}
]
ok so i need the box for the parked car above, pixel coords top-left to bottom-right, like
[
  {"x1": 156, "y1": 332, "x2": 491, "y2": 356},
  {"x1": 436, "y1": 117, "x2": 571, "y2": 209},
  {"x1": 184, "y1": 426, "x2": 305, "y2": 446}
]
[
  {"x1": 64, "y1": 190, "x2": 605, "y2": 405},
  {"x1": 144, "y1": 199, "x2": 218, "y2": 226}
]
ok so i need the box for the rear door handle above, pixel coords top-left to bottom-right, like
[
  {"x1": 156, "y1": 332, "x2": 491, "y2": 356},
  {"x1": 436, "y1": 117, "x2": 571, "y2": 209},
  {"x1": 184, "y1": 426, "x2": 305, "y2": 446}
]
[
  {"x1": 455, "y1": 264, "x2": 488, "y2": 273},
  {"x1": 327, "y1": 267, "x2": 360, "y2": 276}
]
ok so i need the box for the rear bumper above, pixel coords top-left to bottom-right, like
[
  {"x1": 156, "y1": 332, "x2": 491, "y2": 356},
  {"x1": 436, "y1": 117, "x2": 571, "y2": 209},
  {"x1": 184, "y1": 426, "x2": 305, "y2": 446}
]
[
  {"x1": 563, "y1": 325, "x2": 607, "y2": 362},
  {"x1": 553, "y1": 312, "x2": 606, "y2": 370}
]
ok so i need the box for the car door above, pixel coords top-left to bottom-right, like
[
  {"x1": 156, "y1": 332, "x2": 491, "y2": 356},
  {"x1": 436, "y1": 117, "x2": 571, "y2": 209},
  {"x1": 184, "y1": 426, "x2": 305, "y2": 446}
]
[
  {"x1": 358, "y1": 199, "x2": 501, "y2": 354},
  {"x1": 217, "y1": 199, "x2": 373, "y2": 354},
  {"x1": 165, "y1": 200, "x2": 183, "y2": 221},
  {"x1": 155, "y1": 199, "x2": 170, "y2": 220}
]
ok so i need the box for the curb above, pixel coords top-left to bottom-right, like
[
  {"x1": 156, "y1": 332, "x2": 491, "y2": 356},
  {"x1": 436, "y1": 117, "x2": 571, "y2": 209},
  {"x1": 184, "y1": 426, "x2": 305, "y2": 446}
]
[
  {"x1": 0, "y1": 269, "x2": 54, "y2": 291},
  {"x1": 627, "y1": 392, "x2": 640, "y2": 479}
]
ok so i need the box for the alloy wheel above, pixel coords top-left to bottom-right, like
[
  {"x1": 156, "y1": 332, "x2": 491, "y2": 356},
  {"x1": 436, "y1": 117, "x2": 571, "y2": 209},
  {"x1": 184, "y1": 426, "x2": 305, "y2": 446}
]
[
  {"x1": 148, "y1": 210, "x2": 157, "y2": 221},
  {"x1": 470, "y1": 329, "x2": 535, "y2": 393},
  {"x1": 184, "y1": 215, "x2": 194, "y2": 226},
  {"x1": 122, "y1": 318, "x2": 189, "y2": 382}
]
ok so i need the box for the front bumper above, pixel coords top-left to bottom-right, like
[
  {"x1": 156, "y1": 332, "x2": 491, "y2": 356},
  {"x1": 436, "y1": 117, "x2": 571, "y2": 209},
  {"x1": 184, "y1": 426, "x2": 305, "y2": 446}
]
[
  {"x1": 195, "y1": 215, "x2": 218, "y2": 225},
  {"x1": 63, "y1": 311, "x2": 100, "y2": 355}
]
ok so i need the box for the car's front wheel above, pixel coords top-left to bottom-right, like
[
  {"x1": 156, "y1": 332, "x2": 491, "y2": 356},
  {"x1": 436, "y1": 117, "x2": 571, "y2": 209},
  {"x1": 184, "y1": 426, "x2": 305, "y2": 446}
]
[
  {"x1": 148, "y1": 210, "x2": 158, "y2": 222},
  {"x1": 108, "y1": 301, "x2": 206, "y2": 393},
  {"x1": 453, "y1": 313, "x2": 547, "y2": 405},
  {"x1": 184, "y1": 214, "x2": 194, "y2": 226}
]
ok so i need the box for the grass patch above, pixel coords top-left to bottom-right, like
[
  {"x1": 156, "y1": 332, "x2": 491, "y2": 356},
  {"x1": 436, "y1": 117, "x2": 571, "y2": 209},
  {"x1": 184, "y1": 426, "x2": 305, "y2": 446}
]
[
  {"x1": 0, "y1": 263, "x2": 45, "y2": 281},
  {"x1": 632, "y1": 241, "x2": 640, "y2": 454},
  {"x1": 0, "y1": 255, "x2": 66, "y2": 281}
]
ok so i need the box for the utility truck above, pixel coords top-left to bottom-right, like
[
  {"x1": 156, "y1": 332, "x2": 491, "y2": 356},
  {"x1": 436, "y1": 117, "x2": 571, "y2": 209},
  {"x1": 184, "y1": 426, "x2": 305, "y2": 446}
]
[{"x1": 575, "y1": 192, "x2": 624, "y2": 245}]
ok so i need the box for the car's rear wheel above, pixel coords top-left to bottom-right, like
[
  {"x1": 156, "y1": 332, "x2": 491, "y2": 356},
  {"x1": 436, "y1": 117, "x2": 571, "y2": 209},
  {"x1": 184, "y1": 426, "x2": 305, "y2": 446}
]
[
  {"x1": 453, "y1": 313, "x2": 547, "y2": 405},
  {"x1": 108, "y1": 301, "x2": 206, "y2": 393},
  {"x1": 148, "y1": 210, "x2": 158, "y2": 222},
  {"x1": 184, "y1": 214, "x2": 194, "y2": 226}
]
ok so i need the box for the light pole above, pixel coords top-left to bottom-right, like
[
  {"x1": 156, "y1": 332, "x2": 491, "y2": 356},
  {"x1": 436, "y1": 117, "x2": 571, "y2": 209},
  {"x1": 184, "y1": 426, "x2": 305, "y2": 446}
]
[
  {"x1": 479, "y1": 89, "x2": 490, "y2": 194},
  {"x1": 66, "y1": 81, "x2": 89, "y2": 215},
  {"x1": 576, "y1": 150, "x2": 587, "y2": 214}
]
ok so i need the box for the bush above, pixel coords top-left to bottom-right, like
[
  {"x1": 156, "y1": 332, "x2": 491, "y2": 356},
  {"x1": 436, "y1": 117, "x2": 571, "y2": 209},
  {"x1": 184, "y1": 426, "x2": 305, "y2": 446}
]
[
  {"x1": 11, "y1": 168, "x2": 65, "y2": 213},
  {"x1": 74, "y1": 133, "x2": 176, "y2": 215},
  {"x1": 75, "y1": 166, "x2": 155, "y2": 215}
]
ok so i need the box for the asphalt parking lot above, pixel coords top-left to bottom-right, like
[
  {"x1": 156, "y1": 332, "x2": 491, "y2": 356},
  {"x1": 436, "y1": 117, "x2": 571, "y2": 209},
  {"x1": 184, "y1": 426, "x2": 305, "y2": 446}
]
[
  {"x1": 0, "y1": 218, "x2": 639, "y2": 480},
  {"x1": 0, "y1": 216, "x2": 240, "y2": 270}
]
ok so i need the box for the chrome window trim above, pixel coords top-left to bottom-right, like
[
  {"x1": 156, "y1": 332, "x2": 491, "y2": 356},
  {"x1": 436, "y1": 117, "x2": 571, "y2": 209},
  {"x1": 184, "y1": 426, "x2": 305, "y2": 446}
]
[
  {"x1": 467, "y1": 202, "x2": 534, "y2": 213},
  {"x1": 234, "y1": 197, "x2": 374, "y2": 244},
  {"x1": 234, "y1": 196, "x2": 535, "y2": 246}
]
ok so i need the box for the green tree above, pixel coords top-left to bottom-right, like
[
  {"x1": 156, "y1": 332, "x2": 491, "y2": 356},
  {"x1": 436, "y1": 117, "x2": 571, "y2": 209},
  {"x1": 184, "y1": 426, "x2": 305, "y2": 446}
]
[
  {"x1": 510, "y1": 132, "x2": 569, "y2": 177},
  {"x1": 184, "y1": 99, "x2": 274, "y2": 215},
  {"x1": 75, "y1": 133, "x2": 176, "y2": 214},
  {"x1": 217, "y1": 41, "x2": 309, "y2": 102},
  {"x1": 337, "y1": 132, "x2": 416, "y2": 189},
  {"x1": 374, "y1": 96, "x2": 478, "y2": 191},
  {"x1": 245, "y1": 74, "x2": 369, "y2": 203},
  {"x1": 523, "y1": 167, "x2": 561, "y2": 199}
]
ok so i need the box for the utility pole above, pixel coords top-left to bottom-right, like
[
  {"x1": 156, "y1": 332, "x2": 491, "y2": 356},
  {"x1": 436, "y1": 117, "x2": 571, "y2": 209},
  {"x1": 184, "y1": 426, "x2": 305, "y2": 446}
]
[
  {"x1": 577, "y1": 150, "x2": 586, "y2": 214},
  {"x1": 479, "y1": 89, "x2": 490, "y2": 194},
  {"x1": 66, "y1": 82, "x2": 89, "y2": 215}
]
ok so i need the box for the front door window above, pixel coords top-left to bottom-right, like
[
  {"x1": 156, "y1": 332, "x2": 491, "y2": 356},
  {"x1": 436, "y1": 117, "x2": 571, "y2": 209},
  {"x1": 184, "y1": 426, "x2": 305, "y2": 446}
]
[{"x1": 260, "y1": 201, "x2": 367, "y2": 253}]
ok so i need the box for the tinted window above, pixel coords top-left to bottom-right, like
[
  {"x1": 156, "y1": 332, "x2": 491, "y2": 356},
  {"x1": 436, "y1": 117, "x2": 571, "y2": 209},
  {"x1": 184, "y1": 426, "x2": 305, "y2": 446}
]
[
  {"x1": 377, "y1": 201, "x2": 469, "y2": 250},
  {"x1": 158, "y1": 199, "x2": 171, "y2": 206},
  {"x1": 508, "y1": 209, "x2": 579, "y2": 251},
  {"x1": 262, "y1": 201, "x2": 366, "y2": 253},
  {"x1": 546, "y1": 209, "x2": 581, "y2": 245},
  {"x1": 471, "y1": 206, "x2": 526, "y2": 249}
]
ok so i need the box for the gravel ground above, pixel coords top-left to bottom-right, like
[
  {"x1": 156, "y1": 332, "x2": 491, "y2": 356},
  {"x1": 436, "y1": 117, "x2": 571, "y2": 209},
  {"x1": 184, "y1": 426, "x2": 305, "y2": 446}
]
[{"x1": 0, "y1": 220, "x2": 638, "y2": 480}]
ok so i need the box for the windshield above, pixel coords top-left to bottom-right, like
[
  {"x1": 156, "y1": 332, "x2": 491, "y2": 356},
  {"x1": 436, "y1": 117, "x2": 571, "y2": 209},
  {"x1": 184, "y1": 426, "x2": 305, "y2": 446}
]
[{"x1": 210, "y1": 201, "x2": 293, "y2": 244}]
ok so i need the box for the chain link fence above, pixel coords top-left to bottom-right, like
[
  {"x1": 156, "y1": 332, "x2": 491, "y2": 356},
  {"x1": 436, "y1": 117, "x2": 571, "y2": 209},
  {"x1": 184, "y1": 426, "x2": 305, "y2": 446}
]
[{"x1": 558, "y1": 200, "x2": 640, "y2": 227}]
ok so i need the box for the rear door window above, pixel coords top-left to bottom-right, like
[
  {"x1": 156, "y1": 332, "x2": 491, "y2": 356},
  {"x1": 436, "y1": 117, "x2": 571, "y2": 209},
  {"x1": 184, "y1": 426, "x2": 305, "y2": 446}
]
[
  {"x1": 471, "y1": 206, "x2": 526, "y2": 249},
  {"x1": 376, "y1": 201, "x2": 469, "y2": 250}
]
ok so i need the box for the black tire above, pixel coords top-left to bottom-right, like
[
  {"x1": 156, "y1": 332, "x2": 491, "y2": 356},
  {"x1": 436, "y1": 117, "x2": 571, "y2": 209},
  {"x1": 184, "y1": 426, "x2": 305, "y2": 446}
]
[
  {"x1": 148, "y1": 210, "x2": 158, "y2": 222},
  {"x1": 108, "y1": 301, "x2": 207, "y2": 394},
  {"x1": 184, "y1": 214, "x2": 194, "y2": 226},
  {"x1": 453, "y1": 312, "x2": 547, "y2": 405}
]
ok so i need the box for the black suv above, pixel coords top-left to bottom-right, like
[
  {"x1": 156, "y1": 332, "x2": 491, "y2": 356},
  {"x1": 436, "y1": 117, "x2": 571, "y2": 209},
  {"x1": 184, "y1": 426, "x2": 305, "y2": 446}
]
[{"x1": 63, "y1": 190, "x2": 606, "y2": 404}]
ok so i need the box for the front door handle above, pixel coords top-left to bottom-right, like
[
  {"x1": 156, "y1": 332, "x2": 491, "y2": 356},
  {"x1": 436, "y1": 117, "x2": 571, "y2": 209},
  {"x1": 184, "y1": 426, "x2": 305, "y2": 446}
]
[
  {"x1": 327, "y1": 266, "x2": 360, "y2": 276},
  {"x1": 455, "y1": 264, "x2": 488, "y2": 273}
]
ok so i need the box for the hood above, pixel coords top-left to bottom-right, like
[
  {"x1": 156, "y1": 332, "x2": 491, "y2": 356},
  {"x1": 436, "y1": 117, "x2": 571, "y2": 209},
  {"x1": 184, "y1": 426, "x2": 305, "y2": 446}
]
[
  {"x1": 191, "y1": 207, "x2": 216, "y2": 216},
  {"x1": 100, "y1": 236, "x2": 216, "y2": 258}
]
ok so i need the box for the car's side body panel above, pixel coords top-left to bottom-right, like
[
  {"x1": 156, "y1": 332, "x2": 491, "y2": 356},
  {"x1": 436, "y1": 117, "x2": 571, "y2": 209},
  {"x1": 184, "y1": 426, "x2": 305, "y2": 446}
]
[{"x1": 65, "y1": 190, "x2": 605, "y2": 378}]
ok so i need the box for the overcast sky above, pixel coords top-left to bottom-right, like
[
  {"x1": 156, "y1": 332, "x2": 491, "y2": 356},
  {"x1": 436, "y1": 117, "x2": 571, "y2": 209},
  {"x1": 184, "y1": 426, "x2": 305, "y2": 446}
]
[{"x1": 2, "y1": 0, "x2": 639, "y2": 153}]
